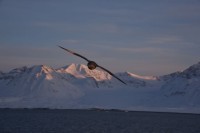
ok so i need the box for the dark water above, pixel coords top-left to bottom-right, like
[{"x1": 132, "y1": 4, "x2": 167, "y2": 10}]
[{"x1": 0, "y1": 109, "x2": 200, "y2": 133}]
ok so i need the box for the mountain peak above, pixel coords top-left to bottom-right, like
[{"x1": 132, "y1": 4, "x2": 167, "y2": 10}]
[
  {"x1": 57, "y1": 63, "x2": 112, "y2": 81},
  {"x1": 181, "y1": 62, "x2": 200, "y2": 78},
  {"x1": 67, "y1": 63, "x2": 88, "y2": 71},
  {"x1": 58, "y1": 63, "x2": 88, "y2": 77},
  {"x1": 28, "y1": 65, "x2": 56, "y2": 80},
  {"x1": 187, "y1": 61, "x2": 200, "y2": 68},
  {"x1": 30, "y1": 65, "x2": 54, "y2": 74},
  {"x1": 9, "y1": 66, "x2": 28, "y2": 74},
  {"x1": 118, "y1": 71, "x2": 157, "y2": 80}
]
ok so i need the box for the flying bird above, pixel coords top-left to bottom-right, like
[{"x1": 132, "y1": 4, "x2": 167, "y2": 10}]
[{"x1": 58, "y1": 46, "x2": 126, "y2": 85}]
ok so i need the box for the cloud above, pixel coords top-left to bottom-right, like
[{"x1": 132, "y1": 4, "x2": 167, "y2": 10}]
[
  {"x1": 166, "y1": 3, "x2": 200, "y2": 19},
  {"x1": 116, "y1": 47, "x2": 163, "y2": 54},
  {"x1": 92, "y1": 24, "x2": 121, "y2": 34},
  {"x1": 0, "y1": 46, "x2": 57, "y2": 59},
  {"x1": 33, "y1": 21, "x2": 124, "y2": 35},
  {"x1": 147, "y1": 36, "x2": 183, "y2": 45},
  {"x1": 60, "y1": 39, "x2": 80, "y2": 44},
  {"x1": 97, "y1": 8, "x2": 136, "y2": 16}
]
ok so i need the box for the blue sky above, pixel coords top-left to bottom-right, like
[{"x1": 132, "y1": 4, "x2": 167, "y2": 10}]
[{"x1": 0, "y1": 0, "x2": 200, "y2": 76}]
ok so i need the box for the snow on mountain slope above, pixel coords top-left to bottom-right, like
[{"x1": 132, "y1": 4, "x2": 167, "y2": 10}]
[
  {"x1": 0, "y1": 62, "x2": 200, "y2": 113},
  {"x1": 58, "y1": 63, "x2": 111, "y2": 80},
  {"x1": 56, "y1": 64, "x2": 158, "y2": 88},
  {"x1": 158, "y1": 62, "x2": 200, "y2": 107},
  {"x1": 117, "y1": 72, "x2": 159, "y2": 88},
  {"x1": 125, "y1": 72, "x2": 157, "y2": 80},
  {"x1": 182, "y1": 61, "x2": 200, "y2": 78},
  {"x1": 56, "y1": 64, "x2": 114, "y2": 88},
  {"x1": 0, "y1": 65, "x2": 83, "y2": 108}
]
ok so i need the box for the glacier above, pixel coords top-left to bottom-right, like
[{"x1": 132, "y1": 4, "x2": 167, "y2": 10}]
[{"x1": 0, "y1": 62, "x2": 200, "y2": 113}]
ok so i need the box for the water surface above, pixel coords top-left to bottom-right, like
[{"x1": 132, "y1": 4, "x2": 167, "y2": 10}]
[{"x1": 0, "y1": 109, "x2": 200, "y2": 133}]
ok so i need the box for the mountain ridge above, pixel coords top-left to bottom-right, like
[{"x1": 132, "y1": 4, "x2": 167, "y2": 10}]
[{"x1": 0, "y1": 62, "x2": 200, "y2": 113}]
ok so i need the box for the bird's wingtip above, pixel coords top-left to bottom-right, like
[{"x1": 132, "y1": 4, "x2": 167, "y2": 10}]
[{"x1": 57, "y1": 45, "x2": 62, "y2": 48}]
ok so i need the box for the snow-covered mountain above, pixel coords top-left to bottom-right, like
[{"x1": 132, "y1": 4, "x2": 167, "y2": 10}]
[
  {"x1": 57, "y1": 64, "x2": 113, "y2": 88},
  {"x1": 158, "y1": 62, "x2": 200, "y2": 108},
  {"x1": 0, "y1": 65, "x2": 83, "y2": 108},
  {"x1": 0, "y1": 62, "x2": 200, "y2": 113}
]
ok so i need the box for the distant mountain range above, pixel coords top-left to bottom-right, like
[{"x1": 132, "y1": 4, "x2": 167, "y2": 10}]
[{"x1": 0, "y1": 62, "x2": 200, "y2": 113}]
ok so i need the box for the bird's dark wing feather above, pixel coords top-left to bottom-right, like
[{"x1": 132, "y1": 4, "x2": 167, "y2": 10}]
[
  {"x1": 97, "y1": 65, "x2": 127, "y2": 85},
  {"x1": 58, "y1": 46, "x2": 90, "y2": 62}
]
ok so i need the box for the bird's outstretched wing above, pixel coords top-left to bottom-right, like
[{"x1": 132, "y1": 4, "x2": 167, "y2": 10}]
[
  {"x1": 58, "y1": 46, "x2": 90, "y2": 62},
  {"x1": 58, "y1": 45, "x2": 126, "y2": 85},
  {"x1": 97, "y1": 65, "x2": 127, "y2": 85}
]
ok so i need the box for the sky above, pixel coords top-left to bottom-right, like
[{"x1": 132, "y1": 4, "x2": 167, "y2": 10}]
[{"x1": 0, "y1": 0, "x2": 200, "y2": 76}]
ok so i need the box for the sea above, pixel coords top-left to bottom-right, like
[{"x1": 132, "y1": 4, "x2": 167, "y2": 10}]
[{"x1": 0, "y1": 109, "x2": 200, "y2": 133}]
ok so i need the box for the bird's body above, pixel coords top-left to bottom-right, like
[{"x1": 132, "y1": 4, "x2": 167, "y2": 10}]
[
  {"x1": 87, "y1": 61, "x2": 97, "y2": 70},
  {"x1": 58, "y1": 46, "x2": 126, "y2": 85}
]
